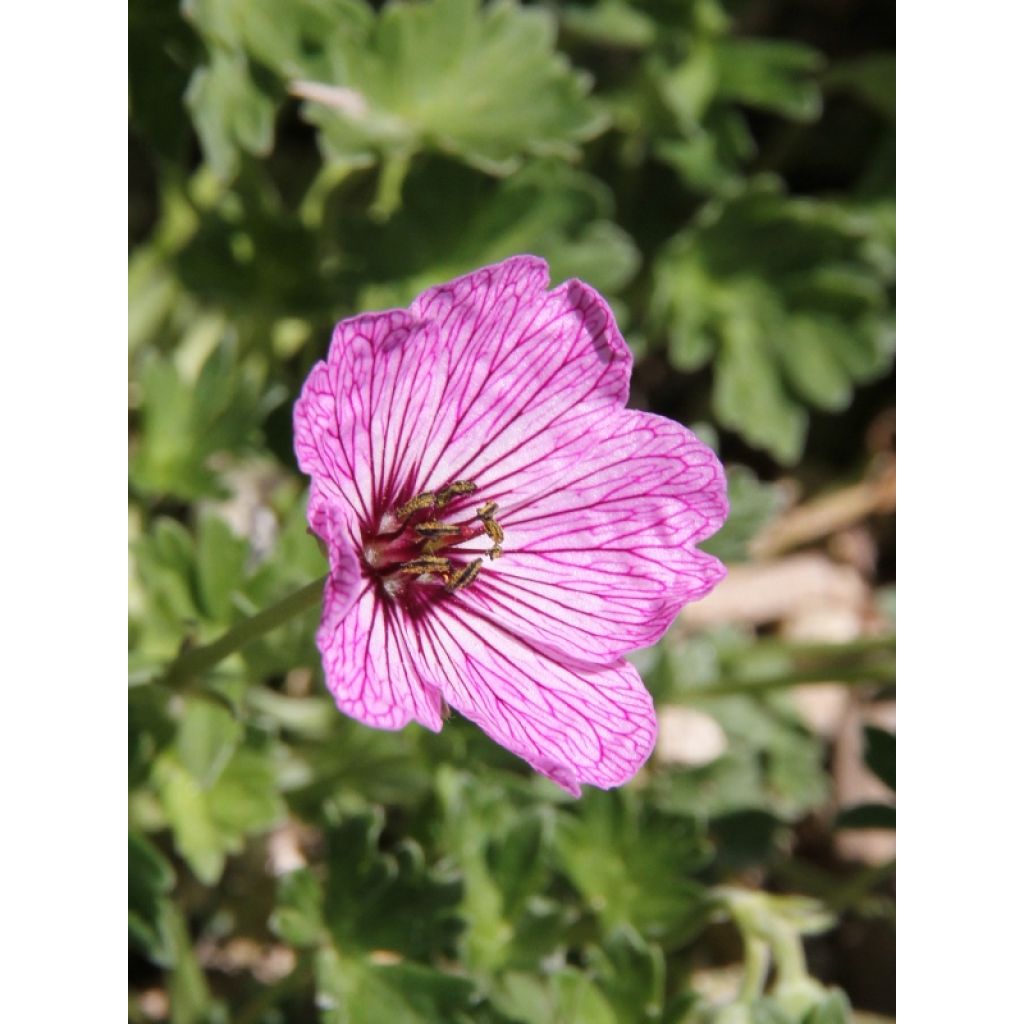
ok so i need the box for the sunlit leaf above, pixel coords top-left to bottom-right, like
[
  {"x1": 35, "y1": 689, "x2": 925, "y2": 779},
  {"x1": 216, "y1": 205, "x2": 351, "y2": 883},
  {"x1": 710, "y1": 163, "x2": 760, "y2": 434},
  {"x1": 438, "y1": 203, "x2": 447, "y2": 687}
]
[
  {"x1": 298, "y1": 0, "x2": 605, "y2": 213},
  {"x1": 651, "y1": 182, "x2": 894, "y2": 462}
]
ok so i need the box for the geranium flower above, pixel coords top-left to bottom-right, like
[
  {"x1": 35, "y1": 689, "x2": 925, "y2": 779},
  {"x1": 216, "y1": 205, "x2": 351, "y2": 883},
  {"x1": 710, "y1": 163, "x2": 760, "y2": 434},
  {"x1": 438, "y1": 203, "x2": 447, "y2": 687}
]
[{"x1": 294, "y1": 256, "x2": 727, "y2": 794}]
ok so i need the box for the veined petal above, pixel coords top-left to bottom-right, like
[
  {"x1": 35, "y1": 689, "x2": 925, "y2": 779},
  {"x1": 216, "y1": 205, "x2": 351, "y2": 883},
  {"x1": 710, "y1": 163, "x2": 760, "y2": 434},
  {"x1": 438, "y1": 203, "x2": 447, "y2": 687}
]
[
  {"x1": 407, "y1": 259, "x2": 634, "y2": 494},
  {"x1": 318, "y1": 586, "x2": 445, "y2": 732},
  {"x1": 293, "y1": 310, "x2": 448, "y2": 525},
  {"x1": 315, "y1": 501, "x2": 362, "y2": 624},
  {"x1": 413, "y1": 604, "x2": 657, "y2": 795},
  {"x1": 294, "y1": 258, "x2": 636, "y2": 522},
  {"x1": 454, "y1": 411, "x2": 728, "y2": 663},
  {"x1": 315, "y1": 517, "x2": 444, "y2": 733}
]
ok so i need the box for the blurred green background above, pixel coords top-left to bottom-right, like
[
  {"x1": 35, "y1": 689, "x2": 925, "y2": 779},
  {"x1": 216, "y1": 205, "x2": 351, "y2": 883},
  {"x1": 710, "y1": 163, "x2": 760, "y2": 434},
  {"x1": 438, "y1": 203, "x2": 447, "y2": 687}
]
[{"x1": 128, "y1": 1, "x2": 895, "y2": 1021}]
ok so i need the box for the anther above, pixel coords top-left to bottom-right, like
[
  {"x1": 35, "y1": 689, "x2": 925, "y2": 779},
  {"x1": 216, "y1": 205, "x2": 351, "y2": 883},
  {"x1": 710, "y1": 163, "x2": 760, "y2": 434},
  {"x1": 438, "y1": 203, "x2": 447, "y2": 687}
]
[
  {"x1": 476, "y1": 501, "x2": 498, "y2": 519},
  {"x1": 482, "y1": 518, "x2": 504, "y2": 545},
  {"x1": 488, "y1": 545, "x2": 502, "y2": 560},
  {"x1": 415, "y1": 520, "x2": 461, "y2": 539},
  {"x1": 395, "y1": 492, "x2": 436, "y2": 520},
  {"x1": 446, "y1": 558, "x2": 483, "y2": 592},
  {"x1": 400, "y1": 555, "x2": 451, "y2": 575},
  {"x1": 435, "y1": 480, "x2": 478, "y2": 507}
]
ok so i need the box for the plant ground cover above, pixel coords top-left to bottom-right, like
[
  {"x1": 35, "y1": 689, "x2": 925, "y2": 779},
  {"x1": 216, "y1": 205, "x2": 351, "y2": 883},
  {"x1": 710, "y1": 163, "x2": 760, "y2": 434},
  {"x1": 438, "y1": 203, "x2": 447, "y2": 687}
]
[{"x1": 129, "y1": 2, "x2": 895, "y2": 1021}]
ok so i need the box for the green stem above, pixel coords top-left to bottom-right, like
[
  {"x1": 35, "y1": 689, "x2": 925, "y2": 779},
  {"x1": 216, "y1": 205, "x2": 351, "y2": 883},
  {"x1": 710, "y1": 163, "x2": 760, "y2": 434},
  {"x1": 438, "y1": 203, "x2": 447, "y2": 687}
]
[
  {"x1": 738, "y1": 936, "x2": 771, "y2": 1003},
  {"x1": 688, "y1": 663, "x2": 896, "y2": 700},
  {"x1": 753, "y1": 634, "x2": 896, "y2": 660},
  {"x1": 769, "y1": 926, "x2": 809, "y2": 989},
  {"x1": 158, "y1": 576, "x2": 327, "y2": 688}
]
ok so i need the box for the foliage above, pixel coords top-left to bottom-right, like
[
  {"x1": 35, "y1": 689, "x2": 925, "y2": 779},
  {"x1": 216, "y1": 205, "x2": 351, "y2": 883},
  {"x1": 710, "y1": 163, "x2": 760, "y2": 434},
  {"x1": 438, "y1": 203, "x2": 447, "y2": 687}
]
[{"x1": 129, "y1": 1, "x2": 895, "y2": 1021}]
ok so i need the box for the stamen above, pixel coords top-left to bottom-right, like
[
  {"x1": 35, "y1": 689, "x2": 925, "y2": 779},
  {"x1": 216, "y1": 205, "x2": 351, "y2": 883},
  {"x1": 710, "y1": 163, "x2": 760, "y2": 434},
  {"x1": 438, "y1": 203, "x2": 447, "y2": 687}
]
[
  {"x1": 446, "y1": 557, "x2": 483, "y2": 592},
  {"x1": 395, "y1": 491, "x2": 436, "y2": 520},
  {"x1": 415, "y1": 520, "x2": 462, "y2": 539},
  {"x1": 436, "y1": 480, "x2": 478, "y2": 507},
  {"x1": 400, "y1": 555, "x2": 452, "y2": 575},
  {"x1": 374, "y1": 478, "x2": 503, "y2": 599}
]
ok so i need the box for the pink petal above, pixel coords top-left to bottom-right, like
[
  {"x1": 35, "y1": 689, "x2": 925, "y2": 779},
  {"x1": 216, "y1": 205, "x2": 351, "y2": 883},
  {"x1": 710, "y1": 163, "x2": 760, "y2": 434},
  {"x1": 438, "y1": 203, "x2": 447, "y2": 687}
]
[
  {"x1": 408, "y1": 262, "x2": 634, "y2": 497},
  {"x1": 294, "y1": 258, "x2": 638, "y2": 527},
  {"x1": 314, "y1": 501, "x2": 362, "y2": 623},
  {"x1": 293, "y1": 310, "x2": 446, "y2": 527},
  {"x1": 454, "y1": 410, "x2": 727, "y2": 663},
  {"x1": 315, "y1": 513, "x2": 444, "y2": 733},
  {"x1": 411, "y1": 603, "x2": 657, "y2": 795}
]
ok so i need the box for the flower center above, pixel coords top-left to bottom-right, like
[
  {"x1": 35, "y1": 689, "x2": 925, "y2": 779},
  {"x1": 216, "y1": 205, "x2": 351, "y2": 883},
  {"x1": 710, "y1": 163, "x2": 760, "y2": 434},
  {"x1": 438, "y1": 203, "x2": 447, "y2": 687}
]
[{"x1": 363, "y1": 480, "x2": 504, "y2": 600}]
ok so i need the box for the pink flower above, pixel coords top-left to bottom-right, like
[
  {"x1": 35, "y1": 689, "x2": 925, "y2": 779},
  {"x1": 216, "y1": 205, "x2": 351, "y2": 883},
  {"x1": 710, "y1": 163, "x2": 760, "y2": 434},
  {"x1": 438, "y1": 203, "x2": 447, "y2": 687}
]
[{"x1": 294, "y1": 257, "x2": 727, "y2": 795}]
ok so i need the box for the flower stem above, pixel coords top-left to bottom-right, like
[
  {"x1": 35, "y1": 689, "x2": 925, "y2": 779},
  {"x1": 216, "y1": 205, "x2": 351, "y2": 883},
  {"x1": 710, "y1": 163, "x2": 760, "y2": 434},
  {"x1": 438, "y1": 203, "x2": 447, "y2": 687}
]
[
  {"x1": 754, "y1": 633, "x2": 896, "y2": 660},
  {"x1": 158, "y1": 576, "x2": 327, "y2": 688},
  {"x1": 738, "y1": 935, "x2": 771, "y2": 1003}
]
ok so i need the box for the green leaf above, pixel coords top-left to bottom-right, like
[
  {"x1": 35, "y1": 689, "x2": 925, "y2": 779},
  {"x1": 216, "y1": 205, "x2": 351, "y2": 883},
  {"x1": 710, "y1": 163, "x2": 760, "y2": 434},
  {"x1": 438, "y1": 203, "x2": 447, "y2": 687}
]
[
  {"x1": 492, "y1": 969, "x2": 618, "y2": 1024},
  {"x1": 130, "y1": 343, "x2": 274, "y2": 499},
  {"x1": 561, "y1": 1, "x2": 658, "y2": 49},
  {"x1": 434, "y1": 769, "x2": 564, "y2": 975},
  {"x1": 165, "y1": 904, "x2": 217, "y2": 1024},
  {"x1": 324, "y1": 158, "x2": 639, "y2": 310},
  {"x1": 714, "y1": 306, "x2": 808, "y2": 465},
  {"x1": 714, "y1": 39, "x2": 824, "y2": 122},
  {"x1": 185, "y1": 47, "x2": 276, "y2": 180},
  {"x1": 651, "y1": 630, "x2": 832, "y2": 822},
  {"x1": 128, "y1": 830, "x2": 176, "y2": 964},
  {"x1": 176, "y1": 697, "x2": 243, "y2": 788},
  {"x1": 826, "y1": 54, "x2": 896, "y2": 119},
  {"x1": 155, "y1": 742, "x2": 284, "y2": 885},
  {"x1": 863, "y1": 726, "x2": 896, "y2": 792},
  {"x1": 298, "y1": 0, "x2": 605, "y2": 214},
  {"x1": 801, "y1": 990, "x2": 852, "y2": 1024},
  {"x1": 485, "y1": 809, "x2": 550, "y2": 921},
  {"x1": 154, "y1": 753, "x2": 226, "y2": 885},
  {"x1": 207, "y1": 746, "x2": 286, "y2": 834},
  {"x1": 195, "y1": 515, "x2": 248, "y2": 622},
  {"x1": 316, "y1": 948, "x2": 477, "y2": 1024},
  {"x1": 272, "y1": 867, "x2": 326, "y2": 948},
  {"x1": 184, "y1": 0, "x2": 374, "y2": 76},
  {"x1": 586, "y1": 926, "x2": 666, "y2": 1022},
  {"x1": 321, "y1": 810, "x2": 463, "y2": 959},
  {"x1": 555, "y1": 792, "x2": 709, "y2": 945},
  {"x1": 651, "y1": 183, "x2": 895, "y2": 462},
  {"x1": 129, "y1": 0, "x2": 198, "y2": 163},
  {"x1": 284, "y1": 715, "x2": 431, "y2": 815}
]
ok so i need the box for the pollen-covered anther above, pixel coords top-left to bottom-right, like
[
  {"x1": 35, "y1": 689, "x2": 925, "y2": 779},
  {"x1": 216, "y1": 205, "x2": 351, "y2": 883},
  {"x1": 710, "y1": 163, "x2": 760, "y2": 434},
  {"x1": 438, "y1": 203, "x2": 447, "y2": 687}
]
[
  {"x1": 415, "y1": 520, "x2": 462, "y2": 539},
  {"x1": 482, "y1": 518, "x2": 504, "y2": 545},
  {"x1": 435, "y1": 480, "x2": 478, "y2": 507},
  {"x1": 476, "y1": 501, "x2": 498, "y2": 519},
  {"x1": 399, "y1": 555, "x2": 452, "y2": 576},
  {"x1": 446, "y1": 557, "x2": 484, "y2": 592},
  {"x1": 394, "y1": 491, "x2": 437, "y2": 520}
]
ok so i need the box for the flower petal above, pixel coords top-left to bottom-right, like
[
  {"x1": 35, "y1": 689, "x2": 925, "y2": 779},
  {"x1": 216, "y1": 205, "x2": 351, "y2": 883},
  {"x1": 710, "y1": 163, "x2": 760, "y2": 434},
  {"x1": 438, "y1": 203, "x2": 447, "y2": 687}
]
[
  {"x1": 315, "y1": 515, "x2": 444, "y2": 732},
  {"x1": 454, "y1": 410, "x2": 727, "y2": 663},
  {"x1": 412, "y1": 603, "x2": 657, "y2": 795},
  {"x1": 408, "y1": 262, "x2": 635, "y2": 495},
  {"x1": 293, "y1": 310, "x2": 448, "y2": 526},
  {"x1": 294, "y1": 259, "x2": 638, "y2": 527}
]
